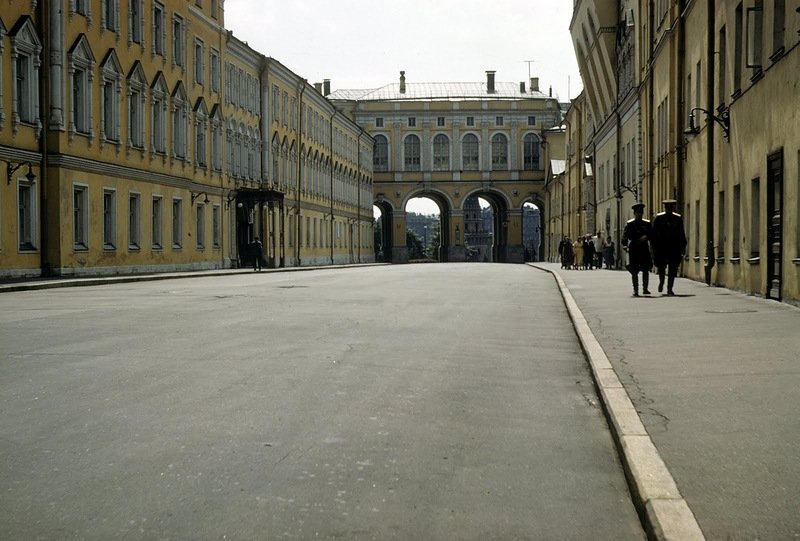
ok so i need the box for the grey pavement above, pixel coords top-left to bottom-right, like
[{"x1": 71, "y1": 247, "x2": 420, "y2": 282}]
[
  {"x1": 1, "y1": 264, "x2": 644, "y2": 541},
  {"x1": 532, "y1": 262, "x2": 800, "y2": 541}
]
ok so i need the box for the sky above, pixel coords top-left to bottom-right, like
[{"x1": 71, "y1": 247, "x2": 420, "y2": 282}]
[{"x1": 223, "y1": 0, "x2": 583, "y2": 216}]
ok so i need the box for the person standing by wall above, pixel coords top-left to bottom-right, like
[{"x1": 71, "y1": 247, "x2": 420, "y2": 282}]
[
  {"x1": 250, "y1": 237, "x2": 265, "y2": 271},
  {"x1": 652, "y1": 199, "x2": 687, "y2": 295},
  {"x1": 621, "y1": 203, "x2": 653, "y2": 296}
]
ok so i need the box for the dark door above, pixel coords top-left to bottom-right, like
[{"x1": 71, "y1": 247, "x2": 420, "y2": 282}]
[{"x1": 766, "y1": 151, "x2": 783, "y2": 301}]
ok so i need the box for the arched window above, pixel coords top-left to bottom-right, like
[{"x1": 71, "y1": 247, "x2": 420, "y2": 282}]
[
  {"x1": 433, "y1": 134, "x2": 449, "y2": 171},
  {"x1": 524, "y1": 133, "x2": 541, "y2": 170},
  {"x1": 373, "y1": 134, "x2": 388, "y2": 172},
  {"x1": 404, "y1": 134, "x2": 420, "y2": 172},
  {"x1": 491, "y1": 133, "x2": 507, "y2": 170},
  {"x1": 462, "y1": 133, "x2": 479, "y2": 171}
]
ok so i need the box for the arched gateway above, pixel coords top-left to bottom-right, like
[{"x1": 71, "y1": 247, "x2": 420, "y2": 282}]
[{"x1": 329, "y1": 71, "x2": 561, "y2": 263}]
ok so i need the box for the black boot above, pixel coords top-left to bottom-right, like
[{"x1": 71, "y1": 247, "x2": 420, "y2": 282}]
[
  {"x1": 632, "y1": 274, "x2": 639, "y2": 297},
  {"x1": 667, "y1": 276, "x2": 675, "y2": 296},
  {"x1": 642, "y1": 272, "x2": 651, "y2": 295},
  {"x1": 658, "y1": 273, "x2": 665, "y2": 293}
]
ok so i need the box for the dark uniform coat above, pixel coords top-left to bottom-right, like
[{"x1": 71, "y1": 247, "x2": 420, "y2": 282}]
[
  {"x1": 652, "y1": 212, "x2": 687, "y2": 267},
  {"x1": 622, "y1": 217, "x2": 653, "y2": 272}
]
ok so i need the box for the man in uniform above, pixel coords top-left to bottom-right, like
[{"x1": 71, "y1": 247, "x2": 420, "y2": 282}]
[
  {"x1": 621, "y1": 203, "x2": 653, "y2": 296},
  {"x1": 652, "y1": 199, "x2": 687, "y2": 295}
]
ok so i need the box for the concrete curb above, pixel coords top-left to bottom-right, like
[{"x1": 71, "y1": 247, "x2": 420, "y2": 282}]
[
  {"x1": 0, "y1": 263, "x2": 386, "y2": 293},
  {"x1": 531, "y1": 264, "x2": 705, "y2": 541}
]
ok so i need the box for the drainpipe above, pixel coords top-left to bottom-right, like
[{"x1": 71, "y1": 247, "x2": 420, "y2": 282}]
[
  {"x1": 329, "y1": 110, "x2": 336, "y2": 264},
  {"x1": 677, "y1": 0, "x2": 686, "y2": 207},
  {"x1": 704, "y1": 1, "x2": 716, "y2": 285},
  {"x1": 295, "y1": 79, "x2": 305, "y2": 266},
  {"x1": 37, "y1": 1, "x2": 51, "y2": 276},
  {"x1": 356, "y1": 129, "x2": 364, "y2": 263}
]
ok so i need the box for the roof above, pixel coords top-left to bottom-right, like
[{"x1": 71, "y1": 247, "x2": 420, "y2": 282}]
[{"x1": 327, "y1": 82, "x2": 550, "y2": 102}]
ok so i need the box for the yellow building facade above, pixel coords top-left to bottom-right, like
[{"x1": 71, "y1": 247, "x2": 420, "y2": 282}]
[
  {"x1": 330, "y1": 71, "x2": 563, "y2": 263},
  {"x1": 1, "y1": 0, "x2": 371, "y2": 279},
  {"x1": 567, "y1": 0, "x2": 800, "y2": 305}
]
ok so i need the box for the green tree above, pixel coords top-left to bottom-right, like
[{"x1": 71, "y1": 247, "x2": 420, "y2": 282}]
[{"x1": 406, "y1": 229, "x2": 425, "y2": 259}]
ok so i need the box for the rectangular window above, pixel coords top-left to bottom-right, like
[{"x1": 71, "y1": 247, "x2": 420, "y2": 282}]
[
  {"x1": 153, "y1": 97, "x2": 166, "y2": 153},
  {"x1": 124, "y1": 194, "x2": 140, "y2": 252},
  {"x1": 772, "y1": 0, "x2": 785, "y2": 56},
  {"x1": 196, "y1": 204, "x2": 205, "y2": 249},
  {"x1": 130, "y1": 0, "x2": 143, "y2": 44},
  {"x1": 437, "y1": 116, "x2": 445, "y2": 127},
  {"x1": 194, "y1": 39, "x2": 204, "y2": 84},
  {"x1": 172, "y1": 15, "x2": 185, "y2": 67},
  {"x1": 172, "y1": 198, "x2": 182, "y2": 248},
  {"x1": 495, "y1": 116, "x2": 504, "y2": 126},
  {"x1": 466, "y1": 116, "x2": 474, "y2": 127},
  {"x1": 153, "y1": 2, "x2": 165, "y2": 56},
  {"x1": 73, "y1": 185, "x2": 88, "y2": 250},
  {"x1": 152, "y1": 196, "x2": 163, "y2": 248},
  {"x1": 76, "y1": 0, "x2": 88, "y2": 15},
  {"x1": 375, "y1": 117, "x2": 384, "y2": 127},
  {"x1": 695, "y1": 62, "x2": 701, "y2": 112},
  {"x1": 718, "y1": 190, "x2": 726, "y2": 259},
  {"x1": 212, "y1": 205, "x2": 220, "y2": 247},
  {"x1": 750, "y1": 178, "x2": 760, "y2": 257},
  {"x1": 527, "y1": 116, "x2": 536, "y2": 126},
  {"x1": 18, "y1": 180, "x2": 36, "y2": 250},
  {"x1": 210, "y1": 49, "x2": 220, "y2": 92},
  {"x1": 72, "y1": 67, "x2": 89, "y2": 134},
  {"x1": 103, "y1": 189, "x2": 117, "y2": 250},
  {"x1": 16, "y1": 54, "x2": 35, "y2": 124},
  {"x1": 718, "y1": 26, "x2": 727, "y2": 105},
  {"x1": 103, "y1": 0, "x2": 117, "y2": 31},
  {"x1": 408, "y1": 117, "x2": 416, "y2": 127},
  {"x1": 746, "y1": 3, "x2": 763, "y2": 71},
  {"x1": 129, "y1": 87, "x2": 144, "y2": 148},
  {"x1": 694, "y1": 200, "x2": 701, "y2": 257},
  {"x1": 196, "y1": 121, "x2": 206, "y2": 167},
  {"x1": 734, "y1": 3, "x2": 743, "y2": 93},
  {"x1": 102, "y1": 80, "x2": 118, "y2": 142},
  {"x1": 732, "y1": 184, "x2": 741, "y2": 258}
]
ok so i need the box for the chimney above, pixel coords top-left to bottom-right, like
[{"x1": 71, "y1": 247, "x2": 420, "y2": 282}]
[
  {"x1": 519, "y1": 81, "x2": 526, "y2": 93},
  {"x1": 530, "y1": 77, "x2": 540, "y2": 92},
  {"x1": 486, "y1": 70, "x2": 496, "y2": 94},
  {"x1": 549, "y1": 85, "x2": 553, "y2": 97},
  {"x1": 399, "y1": 71, "x2": 406, "y2": 94},
  {"x1": 323, "y1": 79, "x2": 331, "y2": 96},
  {"x1": 314, "y1": 82, "x2": 323, "y2": 93}
]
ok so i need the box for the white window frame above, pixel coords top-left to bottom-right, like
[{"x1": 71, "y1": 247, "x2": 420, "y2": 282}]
[
  {"x1": 194, "y1": 100, "x2": 208, "y2": 168},
  {"x1": 403, "y1": 134, "x2": 420, "y2": 172},
  {"x1": 129, "y1": 192, "x2": 141, "y2": 249},
  {"x1": 153, "y1": 2, "x2": 165, "y2": 56},
  {"x1": 211, "y1": 106, "x2": 222, "y2": 171},
  {"x1": 73, "y1": 184, "x2": 89, "y2": 250},
  {"x1": 432, "y1": 133, "x2": 450, "y2": 171},
  {"x1": 212, "y1": 204, "x2": 220, "y2": 247},
  {"x1": 100, "y1": 52, "x2": 122, "y2": 145},
  {"x1": 491, "y1": 133, "x2": 508, "y2": 170},
  {"x1": 462, "y1": 133, "x2": 479, "y2": 171},
  {"x1": 129, "y1": 0, "x2": 144, "y2": 45},
  {"x1": 101, "y1": 0, "x2": 120, "y2": 33},
  {"x1": 210, "y1": 48, "x2": 220, "y2": 93},
  {"x1": 171, "y1": 84, "x2": 189, "y2": 160},
  {"x1": 172, "y1": 14, "x2": 186, "y2": 68},
  {"x1": 10, "y1": 19, "x2": 42, "y2": 133},
  {"x1": 17, "y1": 176, "x2": 37, "y2": 251},
  {"x1": 103, "y1": 188, "x2": 117, "y2": 250},
  {"x1": 172, "y1": 198, "x2": 182, "y2": 248},
  {"x1": 68, "y1": 37, "x2": 95, "y2": 138},
  {"x1": 196, "y1": 203, "x2": 205, "y2": 249},
  {"x1": 152, "y1": 195, "x2": 163, "y2": 249},
  {"x1": 151, "y1": 75, "x2": 168, "y2": 154},
  {"x1": 194, "y1": 38, "x2": 204, "y2": 85},
  {"x1": 523, "y1": 133, "x2": 541, "y2": 171},
  {"x1": 127, "y1": 63, "x2": 146, "y2": 149}
]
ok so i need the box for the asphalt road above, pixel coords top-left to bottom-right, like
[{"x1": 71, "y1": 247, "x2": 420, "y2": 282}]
[{"x1": 1, "y1": 264, "x2": 645, "y2": 540}]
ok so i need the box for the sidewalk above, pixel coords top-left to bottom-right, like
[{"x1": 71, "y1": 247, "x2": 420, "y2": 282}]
[
  {"x1": 532, "y1": 262, "x2": 800, "y2": 541},
  {"x1": 0, "y1": 263, "x2": 382, "y2": 293}
]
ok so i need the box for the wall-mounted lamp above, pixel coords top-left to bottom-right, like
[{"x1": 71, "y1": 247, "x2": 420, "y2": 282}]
[
  {"x1": 191, "y1": 191, "x2": 210, "y2": 204},
  {"x1": 577, "y1": 202, "x2": 596, "y2": 212},
  {"x1": 684, "y1": 107, "x2": 730, "y2": 139},
  {"x1": 7, "y1": 161, "x2": 36, "y2": 184}
]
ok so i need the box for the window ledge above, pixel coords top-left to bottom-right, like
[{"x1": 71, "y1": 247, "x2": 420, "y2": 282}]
[
  {"x1": 730, "y1": 257, "x2": 741, "y2": 264},
  {"x1": 793, "y1": 258, "x2": 800, "y2": 265},
  {"x1": 693, "y1": 256, "x2": 701, "y2": 262},
  {"x1": 716, "y1": 256, "x2": 726, "y2": 263},
  {"x1": 747, "y1": 256, "x2": 761, "y2": 264}
]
